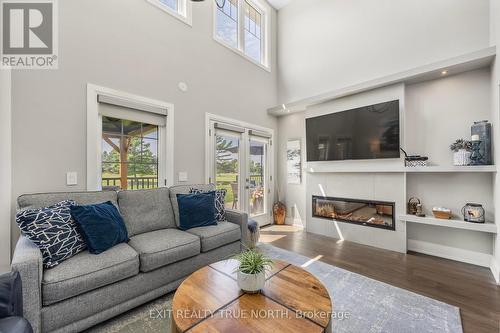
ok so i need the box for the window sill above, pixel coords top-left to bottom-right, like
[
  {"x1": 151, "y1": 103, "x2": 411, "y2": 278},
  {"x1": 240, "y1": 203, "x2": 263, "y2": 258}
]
[
  {"x1": 147, "y1": 0, "x2": 192, "y2": 27},
  {"x1": 213, "y1": 36, "x2": 271, "y2": 73}
]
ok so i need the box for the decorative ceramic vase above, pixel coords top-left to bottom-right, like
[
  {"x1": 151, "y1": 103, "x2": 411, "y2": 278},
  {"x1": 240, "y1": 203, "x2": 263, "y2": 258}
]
[
  {"x1": 471, "y1": 120, "x2": 492, "y2": 165},
  {"x1": 237, "y1": 271, "x2": 265, "y2": 293},
  {"x1": 273, "y1": 201, "x2": 286, "y2": 225},
  {"x1": 470, "y1": 141, "x2": 483, "y2": 165},
  {"x1": 453, "y1": 149, "x2": 471, "y2": 166}
]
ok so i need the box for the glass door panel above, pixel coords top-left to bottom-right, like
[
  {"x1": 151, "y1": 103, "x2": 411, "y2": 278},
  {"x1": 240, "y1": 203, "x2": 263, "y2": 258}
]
[
  {"x1": 215, "y1": 132, "x2": 241, "y2": 210},
  {"x1": 248, "y1": 139, "x2": 267, "y2": 217}
]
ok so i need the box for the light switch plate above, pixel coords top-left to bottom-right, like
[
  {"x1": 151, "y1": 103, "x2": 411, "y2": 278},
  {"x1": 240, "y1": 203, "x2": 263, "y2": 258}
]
[
  {"x1": 178, "y1": 172, "x2": 188, "y2": 182},
  {"x1": 66, "y1": 172, "x2": 78, "y2": 186}
]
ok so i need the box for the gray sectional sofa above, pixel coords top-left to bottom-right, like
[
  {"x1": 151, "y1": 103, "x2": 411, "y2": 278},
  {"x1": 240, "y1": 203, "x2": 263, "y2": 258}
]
[{"x1": 11, "y1": 184, "x2": 248, "y2": 333}]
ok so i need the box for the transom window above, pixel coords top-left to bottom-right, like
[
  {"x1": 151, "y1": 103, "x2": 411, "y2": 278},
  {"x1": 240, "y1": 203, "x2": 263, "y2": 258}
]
[
  {"x1": 147, "y1": 0, "x2": 192, "y2": 25},
  {"x1": 214, "y1": 0, "x2": 269, "y2": 69},
  {"x1": 101, "y1": 117, "x2": 159, "y2": 190}
]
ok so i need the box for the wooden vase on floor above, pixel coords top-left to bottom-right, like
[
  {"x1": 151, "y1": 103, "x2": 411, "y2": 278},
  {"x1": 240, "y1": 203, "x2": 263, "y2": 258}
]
[{"x1": 273, "y1": 201, "x2": 286, "y2": 225}]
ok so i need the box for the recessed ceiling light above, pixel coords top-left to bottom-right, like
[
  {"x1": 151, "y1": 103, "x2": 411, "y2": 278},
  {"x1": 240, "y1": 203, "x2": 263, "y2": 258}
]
[{"x1": 441, "y1": 70, "x2": 448, "y2": 75}]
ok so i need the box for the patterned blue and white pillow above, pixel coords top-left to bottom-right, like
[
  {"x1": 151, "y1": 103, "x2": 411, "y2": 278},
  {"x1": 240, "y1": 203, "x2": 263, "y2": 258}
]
[
  {"x1": 190, "y1": 188, "x2": 227, "y2": 222},
  {"x1": 16, "y1": 200, "x2": 87, "y2": 268}
]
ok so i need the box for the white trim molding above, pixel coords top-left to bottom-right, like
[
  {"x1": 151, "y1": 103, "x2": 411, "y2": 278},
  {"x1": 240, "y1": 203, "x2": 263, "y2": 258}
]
[
  {"x1": 86, "y1": 84, "x2": 175, "y2": 191},
  {"x1": 205, "y1": 113, "x2": 274, "y2": 226},
  {"x1": 407, "y1": 239, "x2": 492, "y2": 268},
  {"x1": 490, "y1": 257, "x2": 500, "y2": 285},
  {"x1": 0, "y1": 68, "x2": 11, "y2": 273}
]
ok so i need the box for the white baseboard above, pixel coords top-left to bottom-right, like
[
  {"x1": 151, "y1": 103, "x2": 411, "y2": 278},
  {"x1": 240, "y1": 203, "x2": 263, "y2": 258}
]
[
  {"x1": 0, "y1": 265, "x2": 10, "y2": 274},
  {"x1": 285, "y1": 217, "x2": 304, "y2": 227},
  {"x1": 407, "y1": 239, "x2": 492, "y2": 268},
  {"x1": 490, "y1": 257, "x2": 500, "y2": 285}
]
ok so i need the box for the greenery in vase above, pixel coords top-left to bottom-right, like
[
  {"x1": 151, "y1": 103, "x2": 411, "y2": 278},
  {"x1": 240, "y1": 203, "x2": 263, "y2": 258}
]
[
  {"x1": 450, "y1": 139, "x2": 472, "y2": 152},
  {"x1": 233, "y1": 249, "x2": 273, "y2": 275}
]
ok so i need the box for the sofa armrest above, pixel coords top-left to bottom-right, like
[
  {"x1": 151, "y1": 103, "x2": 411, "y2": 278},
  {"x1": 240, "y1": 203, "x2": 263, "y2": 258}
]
[
  {"x1": 11, "y1": 236, "x2": 42, "y2": 333},
  {"x1": 225, "y1": 209, "x2": 248, "y2": 247}
]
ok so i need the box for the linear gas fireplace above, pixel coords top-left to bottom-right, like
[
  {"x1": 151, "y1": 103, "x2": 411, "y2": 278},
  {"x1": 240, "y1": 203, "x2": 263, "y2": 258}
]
[{"x1": 312, "y1": 196, "x2": 395, "y2": 230}]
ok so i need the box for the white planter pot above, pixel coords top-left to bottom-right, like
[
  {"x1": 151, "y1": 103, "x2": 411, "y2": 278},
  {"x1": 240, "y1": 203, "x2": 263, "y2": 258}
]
[
  {"x1": 453, "y1": 149, "x2": 471, "y2": 166},
  {"x1": 237, "y1": 271, "x2": 265, "y2": 293}
]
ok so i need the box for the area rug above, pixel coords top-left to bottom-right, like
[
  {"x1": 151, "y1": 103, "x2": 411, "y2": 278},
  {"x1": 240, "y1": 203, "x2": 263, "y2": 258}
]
[{"x1": 87, "y1": 244, "x2": 463, "y2": 333}]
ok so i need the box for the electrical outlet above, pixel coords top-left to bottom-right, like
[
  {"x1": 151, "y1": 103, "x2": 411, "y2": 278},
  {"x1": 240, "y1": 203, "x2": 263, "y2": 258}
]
[
  {"x1": 178, "y1": 172, "x2": 188, "y2": 182},
  {"x1": 66, "y1": 172, "x2": 78, "y2": 186}
]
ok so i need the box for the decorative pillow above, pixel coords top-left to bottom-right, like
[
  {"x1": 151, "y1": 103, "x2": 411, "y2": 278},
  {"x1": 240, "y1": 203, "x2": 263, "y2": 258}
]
[
  {"x1": 177, "y1": 192, "x2": 217, "y2": 231},
  {"x1": 190, "y1": 188, "x2": 227, "y2": 222},
  {"x1": 16, "y1": 200, "x2": 87, "y2": 268},
  {"x1": 70, "y1": 201, "x2": 129, "y2": 255}
]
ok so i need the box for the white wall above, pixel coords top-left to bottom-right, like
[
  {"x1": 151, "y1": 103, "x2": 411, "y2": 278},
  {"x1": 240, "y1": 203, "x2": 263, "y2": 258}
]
[
  {"x1": 0, "y1": 68, "x2": 11, "y2": 273},
  {"x1": 10, "y1": 0, "x2": 278, "y2": 245},
  {"x1": 277, "y1": 0, "x2": 490, "y2": 103},
  {"x1": 277, "y1": 112, "x2": 306, "y2": 225},
  {"x1": 405, "y1": 68, "x2": 492, "y2": 167}
]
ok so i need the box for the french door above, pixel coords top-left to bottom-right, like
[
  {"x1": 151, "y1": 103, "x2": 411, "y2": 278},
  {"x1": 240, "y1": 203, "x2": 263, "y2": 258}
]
[{"x1": 207, "y1": 118, "x2": 272, "y2": 226}]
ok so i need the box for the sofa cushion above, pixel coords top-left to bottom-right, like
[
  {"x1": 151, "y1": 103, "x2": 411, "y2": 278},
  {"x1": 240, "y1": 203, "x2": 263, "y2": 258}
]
[
  {"x1": 16, "y1": 200, "x2": 86, "y2": 268},
  {"x1": 70, "y1": 201, "x2": 129, "y2": 254},
  {"x1": 128, "y1": 229, "x2": 200, "y2": 272},
  {"x1": 177, "y1": 192, "x2": 217, "y2": 231},
  {"x1": 42, "y1": 243, "x2": 139, "y2": 306},
  {"x1": 18, "y1": 191, "x2": 118, "y2": 210},
  {"x1": 186, "y1": 221, "x2": 241, "y2": 252},
  {"x1": 118, "y1": 188, "x2": 175, "y2": 236},
  {"x1": 169, "y1": 184, "x2": 215, "y2": 227},
  {"x1": 190, "y1": 188, "x2": 227, "y2": 222}
]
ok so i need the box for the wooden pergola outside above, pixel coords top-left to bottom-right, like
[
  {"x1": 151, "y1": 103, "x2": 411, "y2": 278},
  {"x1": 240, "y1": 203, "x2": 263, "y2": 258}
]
[{"x1": 102, "y1": 118, "x2": 158, "y2": 190}]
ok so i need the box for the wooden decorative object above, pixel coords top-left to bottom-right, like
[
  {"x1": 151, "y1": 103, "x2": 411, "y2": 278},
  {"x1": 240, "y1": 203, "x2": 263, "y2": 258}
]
[
  {"x1": 433, "y1": 208, "x2": 452, "y2": 219},
  {"x1": 172, "y1": 259, "x2": 332, "y2": 333},
  {"x1": 273, "y1": 201, "x2": 286, "y2": 225}
]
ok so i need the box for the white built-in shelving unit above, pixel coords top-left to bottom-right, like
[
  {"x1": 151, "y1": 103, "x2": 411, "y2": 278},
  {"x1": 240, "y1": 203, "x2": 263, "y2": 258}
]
[
  {"x1": 305, "y1": 165, "x2": 497, "y2": 174},
  {"x1": 399, "y1": 214, "x2": 497, "y2": 234},
  {"x1": 271, "y1": 46, "x2": 499, "y2": 279}
]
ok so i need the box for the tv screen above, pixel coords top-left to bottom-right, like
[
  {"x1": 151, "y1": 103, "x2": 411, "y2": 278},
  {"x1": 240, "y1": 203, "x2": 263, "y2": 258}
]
[{"x1": 306, "y1": 100, "x2": 400, "y2": 161}]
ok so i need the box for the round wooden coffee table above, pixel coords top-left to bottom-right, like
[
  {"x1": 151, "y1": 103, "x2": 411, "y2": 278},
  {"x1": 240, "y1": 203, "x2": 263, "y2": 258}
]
[{"x1": 172, "y1": 259, "x2": 332, "y2": 332}]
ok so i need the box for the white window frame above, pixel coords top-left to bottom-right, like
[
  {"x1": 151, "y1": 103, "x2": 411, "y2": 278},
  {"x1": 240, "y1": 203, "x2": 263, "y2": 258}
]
[
  {"x1": 147, "y1": 0, "x2": 193, "y2": 26},
  {"x1": 213, "y1": 0, "x2": 271, "y2": 71},
  {"x1": 86, "y1": 84, "x2": 175, "y2": 191},
  {"x1": 205, "y1": 113, "x2": 274, "y2": 225}
]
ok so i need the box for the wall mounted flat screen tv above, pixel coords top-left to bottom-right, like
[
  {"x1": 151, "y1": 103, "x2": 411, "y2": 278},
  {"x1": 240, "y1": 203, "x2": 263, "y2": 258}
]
[{"x1": 306, "y1": 100, "x2": 400, "y2": 161}]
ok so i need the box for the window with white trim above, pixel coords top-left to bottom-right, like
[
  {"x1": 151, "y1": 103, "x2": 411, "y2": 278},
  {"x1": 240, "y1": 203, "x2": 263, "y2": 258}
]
[
  {"x1": 147, "y1": 0, "x2": 192, "y2": 25},
  {"x1": 214, "y1": 0, "x2": 269, "y2": 68},
  {"x1": 86, "y1": 84, "x2": 174, "y2": 191}
]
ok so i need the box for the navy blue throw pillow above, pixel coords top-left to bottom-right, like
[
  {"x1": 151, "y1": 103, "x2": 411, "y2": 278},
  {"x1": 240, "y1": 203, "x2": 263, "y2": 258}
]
[
  {"x1": 70, "y1": 201, "x2": 128, "y2": 254},
  {"x1": 177, "y1": 192, "x2": 217, "y2": 231},
  {"x1": 190, "y1": 188, "x2": 227, "y2": 222}
]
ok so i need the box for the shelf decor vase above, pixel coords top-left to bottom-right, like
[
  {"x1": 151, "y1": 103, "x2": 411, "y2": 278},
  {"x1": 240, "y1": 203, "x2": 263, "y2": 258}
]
[
  {"x1": 469, "y1": 141, "x2": 483, "y2": 166},
  {"x1": 273, "y1": 201, "x2": 286, "y2": 225},
  {"x1": 453, "y1": 149, "x2": 471, "y2": 166}
]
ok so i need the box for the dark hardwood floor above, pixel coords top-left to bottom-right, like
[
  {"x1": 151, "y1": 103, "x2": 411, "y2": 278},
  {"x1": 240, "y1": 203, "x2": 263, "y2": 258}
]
[{"x1": 260, "y1": 226, "x2": 500, "y2": 333}]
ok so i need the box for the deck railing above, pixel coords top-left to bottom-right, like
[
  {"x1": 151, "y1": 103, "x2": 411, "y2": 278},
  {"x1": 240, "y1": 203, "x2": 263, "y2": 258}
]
[{"x1": 102, "y1": 176, "x2": 158, "y2": 190}]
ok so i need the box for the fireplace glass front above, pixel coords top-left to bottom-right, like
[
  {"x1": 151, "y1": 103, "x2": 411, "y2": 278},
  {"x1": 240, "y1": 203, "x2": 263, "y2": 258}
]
[{"x1": 312, "y1": 196, "x2": 395, "y2": 230}]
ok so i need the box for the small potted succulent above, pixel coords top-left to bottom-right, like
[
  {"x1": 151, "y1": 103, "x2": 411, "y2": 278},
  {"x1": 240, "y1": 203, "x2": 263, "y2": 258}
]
[
  {"x1": 450, "y1": 139, "x2": 472, "y2": 166},
  {"x1": 233, "y1": 249, "x2": 273, "y2": 293}
]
